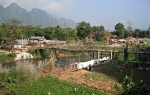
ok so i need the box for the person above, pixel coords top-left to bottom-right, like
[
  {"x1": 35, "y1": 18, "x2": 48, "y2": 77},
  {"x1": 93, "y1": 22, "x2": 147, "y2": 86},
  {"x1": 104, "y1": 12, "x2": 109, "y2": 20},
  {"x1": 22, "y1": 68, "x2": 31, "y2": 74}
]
[{"x1": 89, "y1": 64, "x2": 91, "y2": 71}]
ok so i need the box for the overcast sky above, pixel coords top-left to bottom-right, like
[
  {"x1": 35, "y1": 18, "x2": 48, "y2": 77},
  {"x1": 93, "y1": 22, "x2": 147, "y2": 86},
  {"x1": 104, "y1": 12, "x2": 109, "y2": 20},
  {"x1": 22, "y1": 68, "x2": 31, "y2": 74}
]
[{"x1": 0, "y1": 0, "x2": 150, "y2": 31}]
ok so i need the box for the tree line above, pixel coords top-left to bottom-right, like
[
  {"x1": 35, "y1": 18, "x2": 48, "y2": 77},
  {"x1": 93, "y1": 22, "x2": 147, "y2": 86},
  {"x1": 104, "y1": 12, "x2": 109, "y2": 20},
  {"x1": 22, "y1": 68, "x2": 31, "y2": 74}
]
[
  {"x1": 0, "y1": 19, "x2": 150, "y2": 42},
  {"x1": 113, "y1": 23, "x2": 150, "y2": 39}
]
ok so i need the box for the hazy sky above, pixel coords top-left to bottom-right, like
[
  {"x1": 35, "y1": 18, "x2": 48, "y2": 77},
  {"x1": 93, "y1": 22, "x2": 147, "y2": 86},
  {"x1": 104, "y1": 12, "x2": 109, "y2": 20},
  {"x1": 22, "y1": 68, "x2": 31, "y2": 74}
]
[{"x1": 0, "y1": 0, "x2": 150, "y2": 31}]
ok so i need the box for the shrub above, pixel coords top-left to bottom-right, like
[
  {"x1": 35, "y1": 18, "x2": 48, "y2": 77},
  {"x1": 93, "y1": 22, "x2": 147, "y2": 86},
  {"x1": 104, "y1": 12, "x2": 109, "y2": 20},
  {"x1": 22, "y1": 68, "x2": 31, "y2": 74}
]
[
  {"x1": 117, "y1": 53, "x2": 123, "y2": 61},
  {"x1": 39, "y1": 55, "x2": 56, "y2": 72},
  {"x1": 127, "y1": 54, "x2": 136, "y2": 61},
  {"x1": 0, "y1": 62, "x2": 37, "y2": 94},
  {"x1": 114, "y1": 76, "x2": 149, "y2": 95}
]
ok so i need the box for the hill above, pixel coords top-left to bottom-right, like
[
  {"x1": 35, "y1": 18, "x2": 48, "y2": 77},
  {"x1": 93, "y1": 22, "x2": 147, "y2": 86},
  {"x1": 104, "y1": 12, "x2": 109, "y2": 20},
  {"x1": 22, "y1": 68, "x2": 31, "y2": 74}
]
[{"x1": 0, "y1": 3, "x2": 76, "y2": 28}]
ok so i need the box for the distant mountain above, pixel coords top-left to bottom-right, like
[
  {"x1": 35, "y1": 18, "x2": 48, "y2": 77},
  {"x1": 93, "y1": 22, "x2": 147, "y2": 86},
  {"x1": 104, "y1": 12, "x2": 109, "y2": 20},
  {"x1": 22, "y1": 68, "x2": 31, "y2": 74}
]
[{"x1": 0, "y1": 3, "x2": 76, "y2": 28}]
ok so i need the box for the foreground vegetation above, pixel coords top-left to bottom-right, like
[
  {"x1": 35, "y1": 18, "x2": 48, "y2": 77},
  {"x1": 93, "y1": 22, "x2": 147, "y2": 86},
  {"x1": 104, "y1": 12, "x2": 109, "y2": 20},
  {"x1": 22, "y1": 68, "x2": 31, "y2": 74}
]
[
  {"x1": 11, "y1": 76, "x2": 106, "y2": 95},
  {"x1": 0, "y1": 61, "x2": 106, "y2": 95},
  {"x1": 0, "y1": 57, "x2": 150, "y2": 95}
]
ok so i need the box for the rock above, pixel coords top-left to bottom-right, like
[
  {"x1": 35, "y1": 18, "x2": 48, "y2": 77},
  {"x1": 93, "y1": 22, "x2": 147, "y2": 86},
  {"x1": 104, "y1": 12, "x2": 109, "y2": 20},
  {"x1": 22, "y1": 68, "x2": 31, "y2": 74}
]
[{"x1": 15, "y1": 52, "x2": 33, "y2": 60}]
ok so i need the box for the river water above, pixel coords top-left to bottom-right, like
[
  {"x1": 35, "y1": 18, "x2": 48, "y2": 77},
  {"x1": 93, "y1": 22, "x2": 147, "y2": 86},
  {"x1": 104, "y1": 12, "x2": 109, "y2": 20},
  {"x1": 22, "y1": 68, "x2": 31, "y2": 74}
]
[{"x1": 1, "y1": 55, "x2": 92, "y2": 68}]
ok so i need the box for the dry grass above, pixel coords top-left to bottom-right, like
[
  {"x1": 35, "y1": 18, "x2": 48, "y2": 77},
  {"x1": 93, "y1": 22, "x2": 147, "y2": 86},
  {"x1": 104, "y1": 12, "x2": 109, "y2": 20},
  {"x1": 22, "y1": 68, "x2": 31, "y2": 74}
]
[
  {"x1": 16, "y1": 62, "x2": 36, "y2": 73},
  {"x1": 40, "y1": 67, "x2": 119, "y2": 94}
]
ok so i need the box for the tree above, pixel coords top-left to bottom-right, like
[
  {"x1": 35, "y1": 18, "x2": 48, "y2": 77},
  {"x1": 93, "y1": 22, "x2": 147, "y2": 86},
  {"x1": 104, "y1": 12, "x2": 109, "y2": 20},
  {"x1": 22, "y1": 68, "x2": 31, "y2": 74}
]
[
  {"x1": 115, "y1": 23, "x2": 125, "y2": 39},
  {"x1": 139, "y1": 31, "x2": 146, "y2": 38},
  {"x1": 0, "y1": 25, "x2": 5, "y2": 41},
  {"x1": 146, "y1": 30, "x2": 150, "y2": 38},
  {"x1": 124, "y1": 29, "x2": 132, "y2": 38},
  {"x1": 76, "y1": 21, "x2": 93, "y2": 39},
  {"x1": 114, "y1": 76, "x2": 149, "y2": 95},
  {"x1": 19, "y1": 25, "x2": 36, "y2": 38},
  {"x1": 102, "y1": 31, "x2": 111, "y2": 42},
  {"x1": 93, "y1": 26, "x2": 100, "y2": 32},
  {"x1": 148, "y1": 26, "x2": 150, "y2": 31},
  {"x1": 100, "y1": 25, "x2": 105, "y2": 31},
  {"x1": 2, "y1": 18, "x2": 22, "y2": 41},
  {"x1": 65, "y1": 28, "x2": 77, "y2": 40},
  {"x1": 93, "y1": 25, "x2": 110, "y2": 42},
  {"x1": 133, "y1": 29, "x2": 141, "y2": 38},
  {"x1": 1, "y1": 18, "x2": 22, "y2": 51}
]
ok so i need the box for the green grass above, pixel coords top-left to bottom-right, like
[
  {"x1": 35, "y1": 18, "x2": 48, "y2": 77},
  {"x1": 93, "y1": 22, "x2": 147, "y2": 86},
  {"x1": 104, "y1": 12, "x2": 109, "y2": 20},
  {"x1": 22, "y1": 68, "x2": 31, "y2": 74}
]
[
  {"x1": 0, "y1": 66, "x2": 107, "y2": 95},
  {"x1": 0, "y1": 52, "x2": 5, "y2": 55},
  {"x1": 0, "y1": 54, "x2": 14, "y2": 62},
  {"x1": 10, "y1": 76, "x2": 107, "y2": 95}
]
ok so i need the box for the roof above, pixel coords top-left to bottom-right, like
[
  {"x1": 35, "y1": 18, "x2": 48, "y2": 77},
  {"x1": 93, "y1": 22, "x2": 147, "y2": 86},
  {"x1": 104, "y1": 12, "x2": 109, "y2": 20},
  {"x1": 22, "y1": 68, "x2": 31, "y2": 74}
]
[
  {"x1": 44, "y1": 40, "x2": 66, "y2": 45},
  {"x1": 118, "y1": 39, "x2": 126, "y2": 42},
  {"x1": 29, "y1": 36, "x2": 45, "y2": 40}
]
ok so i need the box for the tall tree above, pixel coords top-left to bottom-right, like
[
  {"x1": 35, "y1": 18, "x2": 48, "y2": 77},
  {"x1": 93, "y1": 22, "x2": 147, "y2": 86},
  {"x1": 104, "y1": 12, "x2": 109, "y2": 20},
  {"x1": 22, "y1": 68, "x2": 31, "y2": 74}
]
[
  {"x1": 2, "y1": 18, "x2": 22, "y2": 41},
  {"x1": 115, "y1": 23, "x2": 125, "y2": 39},
  {"x1": 146, "y1": 30, "x2": 150, "y2": 38},
  {"x1": 1, "y1": 18, "x2": 22, "y2": 50},
  {"x1": 100, "y1": 25, "x2": 105, "y2": 31},
  {"x1": 93, "y1": 26, "x2": 100, "y2": 33},
  {"x1": 133, "y1": 29, "x2": 141, "y2": 38},
  {"x1": 76, "y1": 21, "x2": 93, "y2": 39}
]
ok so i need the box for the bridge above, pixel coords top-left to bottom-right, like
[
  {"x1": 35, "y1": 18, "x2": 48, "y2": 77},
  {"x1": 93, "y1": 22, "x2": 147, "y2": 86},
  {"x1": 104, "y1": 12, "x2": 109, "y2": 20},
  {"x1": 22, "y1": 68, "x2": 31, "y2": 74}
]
[
  {"x1": 26, "y1": 44, "x2": 150, "y2": 60},
  {"x1": 26, "y1": 45, "x2": 125, "y2": 60}
]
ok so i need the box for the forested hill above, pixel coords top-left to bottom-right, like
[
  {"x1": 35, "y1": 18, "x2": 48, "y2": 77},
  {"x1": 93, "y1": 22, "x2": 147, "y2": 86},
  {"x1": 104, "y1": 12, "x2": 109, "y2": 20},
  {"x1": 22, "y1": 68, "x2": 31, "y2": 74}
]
[{"x1": 0, "y1": 3, "x2": 76, "y2": 28}]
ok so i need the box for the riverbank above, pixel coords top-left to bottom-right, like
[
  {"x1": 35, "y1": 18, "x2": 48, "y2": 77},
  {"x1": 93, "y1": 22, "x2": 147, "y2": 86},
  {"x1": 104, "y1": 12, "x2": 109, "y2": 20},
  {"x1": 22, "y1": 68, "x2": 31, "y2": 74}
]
[
  {"x1": 0, "y1": 58, "x2": 109, "y2": 95},
  {"x1": 1, "y1": 55, "x2": 149, "y2": 94},
  {"x1": 41, "y1": 62, "x2": 150, "y2": 94},
  {"x1": 41, "y1": 68, "x2": 117, "y2": 94}
]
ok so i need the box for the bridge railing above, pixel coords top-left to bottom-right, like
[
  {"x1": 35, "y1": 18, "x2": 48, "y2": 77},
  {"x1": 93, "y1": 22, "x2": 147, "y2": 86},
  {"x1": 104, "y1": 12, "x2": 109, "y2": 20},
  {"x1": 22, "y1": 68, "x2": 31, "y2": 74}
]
[{"x1": 59, "y1": 44, "x2": 125, "y2": 51}]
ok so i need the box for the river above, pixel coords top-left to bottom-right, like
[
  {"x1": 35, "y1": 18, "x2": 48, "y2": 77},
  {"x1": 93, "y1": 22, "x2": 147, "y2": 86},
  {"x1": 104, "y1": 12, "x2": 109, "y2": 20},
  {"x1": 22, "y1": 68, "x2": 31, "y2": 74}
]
[{"x1": 1, "y1": 55, "x2": 92, "y2": 68}]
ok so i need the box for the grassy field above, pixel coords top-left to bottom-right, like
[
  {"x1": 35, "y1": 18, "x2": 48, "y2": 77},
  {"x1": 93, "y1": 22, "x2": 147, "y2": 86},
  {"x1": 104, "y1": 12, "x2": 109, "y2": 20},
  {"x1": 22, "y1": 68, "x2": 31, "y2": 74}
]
[{"x1": 6, "y1": 76, "x2": 107, "y2": 95}]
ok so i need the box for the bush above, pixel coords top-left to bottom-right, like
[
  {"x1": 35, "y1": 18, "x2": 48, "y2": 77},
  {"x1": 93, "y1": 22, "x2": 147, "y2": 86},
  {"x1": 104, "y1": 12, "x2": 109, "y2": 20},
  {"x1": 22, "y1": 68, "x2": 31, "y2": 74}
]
[
  {"x1": 127, "y1": 54, "x2": 136, "y2": 61},
  {"x1": 0, "y1": 63, "x2": 36, "y2": 94},
  {"x1": 114, "y1": 76, "x2": 149, "y2": 95},
  {"x1": 117, "y1": 54, "x2": 124, "y2": 61},
  {"x1": 28, "y1": 49, "x2": 51, "y2": 58}
]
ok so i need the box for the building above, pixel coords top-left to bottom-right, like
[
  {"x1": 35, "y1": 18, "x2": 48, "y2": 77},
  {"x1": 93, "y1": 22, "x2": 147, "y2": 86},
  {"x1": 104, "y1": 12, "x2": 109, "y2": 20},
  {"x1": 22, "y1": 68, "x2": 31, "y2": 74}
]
[{"x1": 29, "y1": 36, "x2": 45, "y2": 43}]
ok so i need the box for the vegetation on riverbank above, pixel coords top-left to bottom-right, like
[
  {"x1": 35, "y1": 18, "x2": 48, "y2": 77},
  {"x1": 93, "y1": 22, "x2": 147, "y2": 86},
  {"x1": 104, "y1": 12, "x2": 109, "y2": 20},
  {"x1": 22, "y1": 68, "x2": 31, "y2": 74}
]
[
  {"x1": 0, "y1": 43, "x2": 150, "y2": 94},
  {"x1": 28, "y1": 48, "x2": 51, "y2": 58},
  {"x1": 0, "y1": 58, "x2": 107, "y2": 95},
  {"x1": 0, "y1": 53, "x2": 14, "y2": 63},
  {"x1": 0, "y1": 56, "x2": 150, "y2": 95}
]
